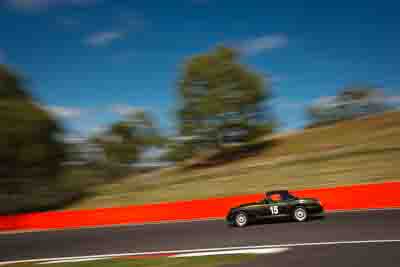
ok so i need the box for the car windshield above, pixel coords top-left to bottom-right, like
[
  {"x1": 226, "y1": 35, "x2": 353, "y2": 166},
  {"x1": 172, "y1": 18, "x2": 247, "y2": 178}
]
[
  {"x1": 282, "y1": 193, "x2": 298, "y2": 200},
  {"x1": 263, "y1": 192, "x2": 298, "y2": 202}
]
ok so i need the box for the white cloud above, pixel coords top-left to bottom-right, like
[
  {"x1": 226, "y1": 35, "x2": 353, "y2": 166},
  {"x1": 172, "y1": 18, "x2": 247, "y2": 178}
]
[
  {"x1": 271, "y1": 97, "x2": 308, "y2": 110},
  {"x1": 310, "y1": 94, "x2": 400, "y2": 108},
  {"x1": 240, "y1": 34, "x2": 288, "y2": 56},
  {"x1": 84, "y1": 31, "x2": 125, "y2": 47},
  {"x1": 312, "y1": 96, "x2": 336, "y2": 106},
  {"x1": 42, "y1": 104, "x2": 149, "y2": 118},
  {"x1": 90, "y1": 125, "x2": 107, "y2": 133},
  {"x1": 386, "y1": 95, "x2": 400, "y2": 104},
  {"x1": 44, "y1": 105, "x2": 84, "y2": 119},
  {"x1": 4, "y1": 0, "x2": 101, "y2": 11},
  {"x1": 109, "y1": 104, "x2": 142, "y2": 116}
]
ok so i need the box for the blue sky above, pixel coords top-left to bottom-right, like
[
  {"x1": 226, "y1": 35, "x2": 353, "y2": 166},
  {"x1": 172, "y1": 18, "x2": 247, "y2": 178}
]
[{"x1": 1, "y1": 0, "x2": 400, "y2": 136}]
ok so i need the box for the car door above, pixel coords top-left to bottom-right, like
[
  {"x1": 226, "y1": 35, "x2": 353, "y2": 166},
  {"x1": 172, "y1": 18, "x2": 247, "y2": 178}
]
[
  {"x1": 242, "y1": 202, "x2": 270, "y2": 218},
  {"x1": 265, "y1": 196, "x2": 291, "y2": 218},
  {"x1": 273, "y1": 200, "x2": 291, "y2": 216}
]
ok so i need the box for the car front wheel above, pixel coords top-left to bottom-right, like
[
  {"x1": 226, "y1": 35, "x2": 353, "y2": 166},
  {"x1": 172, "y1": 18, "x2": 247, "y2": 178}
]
[
  {"x1": 293, "y1": 207, "x2": 308, "y2": 222},
  {"x1": 234, "y1": 212, "x2": 248, "y2": 227}
]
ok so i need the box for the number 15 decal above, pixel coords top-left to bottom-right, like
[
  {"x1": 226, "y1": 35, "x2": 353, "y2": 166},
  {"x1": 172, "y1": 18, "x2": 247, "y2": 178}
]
[{"x1": 270, "y1": 206, "x2": 279, "y2": 215}]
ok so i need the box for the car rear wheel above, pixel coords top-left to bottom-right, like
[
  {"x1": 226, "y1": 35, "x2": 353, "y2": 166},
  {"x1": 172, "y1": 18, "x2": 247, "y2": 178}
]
[
  {"x1": 293, "y1": 207, "x2": 308, "y2": 222},
  {"x1": 234, "y1": 212, "x2": 248, "y2": 227}
]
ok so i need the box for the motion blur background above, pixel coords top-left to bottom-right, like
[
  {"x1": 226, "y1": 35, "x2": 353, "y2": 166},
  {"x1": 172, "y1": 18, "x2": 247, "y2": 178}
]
[{"x1": 1, "y1": 0, "x2": 400, "y2": 214}]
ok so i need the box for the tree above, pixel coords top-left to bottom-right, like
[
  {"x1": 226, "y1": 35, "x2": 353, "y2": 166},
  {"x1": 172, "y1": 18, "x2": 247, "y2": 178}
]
[
  {"x1": 177, "y1": 46, "x2": 274, "y2": 153},
  {"x1": 127, "y1": 110, "x2": 165, "y2": 147},
  {"x1": 95, "y1": 110, "x2": 164, "y2": 164},
  {"x1": 0, "y1": 65, "x2": 67, "y2": 214},
  {"x1": 307, "y1": 85, "x2": 388, "y2": 127},
  {"x1": 100, "y1": 121, "x2": 139, "y2": 164},
  {"x1": 0, "y1": 65, "x2": 30, "y2": 100}
]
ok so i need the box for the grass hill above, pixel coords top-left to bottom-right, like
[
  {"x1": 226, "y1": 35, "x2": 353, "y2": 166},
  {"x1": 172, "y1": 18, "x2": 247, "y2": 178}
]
[{"x1": 70, "y1": 110, "x2": 400, "y2": 210}]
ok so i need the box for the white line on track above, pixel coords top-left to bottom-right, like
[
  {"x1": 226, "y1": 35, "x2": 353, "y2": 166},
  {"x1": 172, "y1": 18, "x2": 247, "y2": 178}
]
[
  {"x1": 1, "y1": 240, "x2": 400, "y2": 265},
  {"x1": 35, "y1": 248, "x2": 289, "y2": 264},
  {"x1": 171, "y1": 248, "x2": 289, "y2": 258},
  {"x1": 37, "y1": 257, "x2": 111, "y2": 265}
]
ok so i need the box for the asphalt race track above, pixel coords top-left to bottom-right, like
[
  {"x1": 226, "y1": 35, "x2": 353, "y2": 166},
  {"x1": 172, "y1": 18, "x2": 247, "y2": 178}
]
[
  {"x1": 1, "y1": 210, "x2": 400, "y2": 266},
  {"x1": 232, "y1": 242, "x2": 400, "y2": 267}
]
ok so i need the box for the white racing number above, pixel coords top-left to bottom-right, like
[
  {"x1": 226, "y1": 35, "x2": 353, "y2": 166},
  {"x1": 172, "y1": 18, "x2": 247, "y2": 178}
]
[{"x1": 270, "y1": 206, "x2": 279, "y2": 215}]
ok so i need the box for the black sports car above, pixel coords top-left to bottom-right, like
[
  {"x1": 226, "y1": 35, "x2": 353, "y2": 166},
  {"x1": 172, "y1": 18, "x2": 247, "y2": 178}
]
[{"x1": 226, "y1": 190, "x2": 324, "y2": 227}]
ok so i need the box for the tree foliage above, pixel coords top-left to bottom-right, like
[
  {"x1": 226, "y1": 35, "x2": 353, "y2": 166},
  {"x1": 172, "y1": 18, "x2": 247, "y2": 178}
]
[
  {"x1": 177, "y1": 46, "x2": 273, "y2": 153},
  {"x1": 0, "y1": 65, "x2": 30, "y2": 100},
  {"x1": 94, "y1": 110, "x2": 164, "y2": 164},
  {"x1": 0, "y1": 65, "x2": 68, "y2": 214},
  {"x1": 307, "y1": 85, "x2": 388, "y2": 127}
]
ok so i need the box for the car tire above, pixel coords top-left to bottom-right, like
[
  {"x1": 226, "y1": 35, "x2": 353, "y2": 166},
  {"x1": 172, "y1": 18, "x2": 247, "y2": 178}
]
[
  {"x1": 293, "y1": 207, "x2": 308, "y2": 222},
  {"x1": 234, "y1": 212, "x2": 248, "y2": 227}
]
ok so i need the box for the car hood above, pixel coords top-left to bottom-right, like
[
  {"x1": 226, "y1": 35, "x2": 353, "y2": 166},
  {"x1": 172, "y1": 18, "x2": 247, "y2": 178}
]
[{"x1": 231, "y1": 202, "x2": 261, "y2": 209}]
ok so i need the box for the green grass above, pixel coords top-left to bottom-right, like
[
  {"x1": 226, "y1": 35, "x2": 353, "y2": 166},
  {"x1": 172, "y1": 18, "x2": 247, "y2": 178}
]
[
  {"x1": 69, "y1": 110, "x2": 400, "y2": 210},
  {"x1": 9, "y1": 255, "x2": 254, "y2": 267}
]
